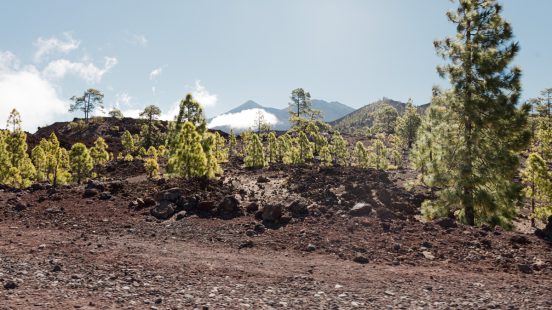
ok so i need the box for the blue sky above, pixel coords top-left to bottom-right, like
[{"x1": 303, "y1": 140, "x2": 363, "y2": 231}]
[{"x1": 0, "y1": 0, "x2": 551, "y2": 132}]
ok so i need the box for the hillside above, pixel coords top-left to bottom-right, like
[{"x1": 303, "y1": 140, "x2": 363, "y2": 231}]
[{"x1": 331, "y1": 98, "x2": 428, "y2": 133}]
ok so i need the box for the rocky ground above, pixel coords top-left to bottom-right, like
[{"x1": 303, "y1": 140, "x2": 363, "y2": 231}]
[{"x1": 1, "y1": 162, "x2": 551, "y2": 309}]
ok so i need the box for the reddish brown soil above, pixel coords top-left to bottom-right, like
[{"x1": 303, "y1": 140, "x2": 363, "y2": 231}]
[{"x1": 1, "y1": 164, "x2": 551, "y2": 309}]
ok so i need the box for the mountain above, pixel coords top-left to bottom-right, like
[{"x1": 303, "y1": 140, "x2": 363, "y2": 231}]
[
  {"x1": 209, "y1": 99, "x2": 355, "y2": 133},
  {"x1": 330, "y1": 97, "x2": 428, "y2": 133},
  {"x1": 311, "y1": 99, "x2": 355, "y2": 122}
]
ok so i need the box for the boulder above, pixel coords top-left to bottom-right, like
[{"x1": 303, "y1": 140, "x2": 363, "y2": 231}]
[
  {"x1": 86, "y1": 180, "x2": 106, "y2": 191},
  {"x1": 517, "y1": 264, "x2": 533, "y2": 274},
  {"x1": 143, "y1": 197, "x2": 157, "y2": 207},
  {"x1": 218, "y1": 196, "x2": 241, "y2": 213},
  {"x1": 257, "y1": 175, "x2": 270, "y2": 183},
  {"x1": 83, "y1": 188, "x2": 99, "y2": 198},
  {"x1": 262, "y1": 204, "x2": 283, "y2": 222},
  {"x1": 108, "y1": 181, "x2": 124, "y2": 194},
  {"x1": 99, "y1": 192, "x2": 112, "y2": 200},
  {"x1": 155, "y1": 187, "x2": 182, "y2": 202},
  {"x1": 150, "y1": 201, "x2": 176, "y2": 220},
  {"x1": 434, "y1": 217, "x2": 457, "y2": 229},
  {"x1": 176, "y1": 196, "x2": 199, "y2": 211},
  {"x1": 353, "y1": 254, "x2": 369, "y2": 264},
  {"x1": 198, "y1": 201, "x2": 216, "y2": 211},
  {"x1": 349, "y1": 203, "x2": 372, "y2": 217},
  {"x1": 288, "y1": 200, "x2": 308, "y2": 218},
  {"x1": 245, "y1": 202, "x2": 259, "y2": 213}
]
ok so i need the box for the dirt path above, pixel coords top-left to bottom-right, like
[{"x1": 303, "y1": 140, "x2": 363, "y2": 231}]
[{"x1": 1, "y1": 216, "x2": 551, "y2": 309}]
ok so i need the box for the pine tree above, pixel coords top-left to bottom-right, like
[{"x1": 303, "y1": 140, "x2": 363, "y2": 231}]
[
  {"x1": 391, "y1": 149, "x2": 402, "y2": 169},
  {"x1": 167, "y1": 94, "x2": 207, "y2": 159},
  {"x1": 108, "y1": 108, "x2": 124, "y2": 119},
  {"x1": 288, "y1": 88, "x2": 321, "y2": 129},
  {"x1": 297, "y1": 131, "x2": 314, "y2": 164},
  {"x1": 425, "y1": 0, "x2": 531, "y2": 227},
  {"x1": 0, "y1": 130, "x2": 9, "y2": 182},
  {"x1": 121, "y1": 130, "x2": 135, "y2": 155},
  {"x1": 372, "y1": 105, "x2": 399, "y2": 134},
  {"x1": 395, "y1": 100, "x2": 422, "y2": 149},
  {"x1": 202, "y1": 133, "x2": 222, "y2": 178},
  {"x1": 277, "y1": 134, "x2": 293, "y2": 164},
  {"x1": 228, "y1": 129, "x2": 237, "y2": 156},
  {"x1": 329, "y1": 132, "x2": 349, "y2": 166},
  {"x1": 168, "y1": 121, "x2": 207, "y2": 178},
  {"x1": 139, "y1": 105, "x2": 162, "y2": 148},
  {"x1": 39, "y1": 133, "x2": 70, "y2": 186},
  {"x1": 147, "y1": 146, "x2": 158, "y2": 159},
  {"x1": 3, "y1": 110, "x2": 35, "y2": 188},
  {"x1": 353, "y1": 141, "x2": 369, "y2": 168},
  {"x1": 521, "y1": 153, "x2": 552, "y2": 226},
  {"x1": 69, "y1": 89, "x2": 104, "y2": 122},
  {"x1": 267, "y1": 132, "x2": 278, "y2": 164},
  {"x1": 319, "y1": 145, "x2": 332, "y2": 167},
  {"x1": 213, "y1": 132, "x2": 228, "y2": 163},
  {"x1": 144, "y1": 157, "x2": 160, "y2": 179},
  {"x1": 244, "y1": 133, "x2": 267, "y2": 169},
  {"x1": 32, "y1": 145, "x2": 47, "y2": 182},
  {"x1": 6, "y1": 108, "x2": 22, "y2": 132},
  {"x1": 370, "y1": 138, "x2": 388, "y2": 170},
  {"x1": 69, "y1": 143, "x2": 94, "y2": 184},
  {"x1": 90, "y1": 137, "x2": 110, "y2": 166}
]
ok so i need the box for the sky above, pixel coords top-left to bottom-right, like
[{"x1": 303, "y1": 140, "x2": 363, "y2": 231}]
[{"x1": 0, "y1": 0, "x2": 551, "y2": 132}]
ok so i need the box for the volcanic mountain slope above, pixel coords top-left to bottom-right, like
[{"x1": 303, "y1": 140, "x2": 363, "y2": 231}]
[{"x1": 331, "y1": 98, "x2": 429, "y2": 133}]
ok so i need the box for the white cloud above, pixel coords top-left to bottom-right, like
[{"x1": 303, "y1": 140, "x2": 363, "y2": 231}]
[
  {"x1": 42, "y1": 56, "x2": 118, "y2": 83},
  {"x1": 34, "y1": 32, "x2": 80, "y2": 63},
  {"x1": 130, "y1": 34, "x2": 148, "y2": 47},
  {"x1": 149, "y1": 67, "x2": 162, "y2": 80},
  {"x1": 0, "y1": 55, "x2": 69, "y2": 132},
  {"x1": 115, "y1": 92, "x2": 132, "y2": 107},
  {"x1": 208, "y1": 108, "x2": 278, "y2": 130},
  {"x1": 192, "y1": 80, "x2": 217, "y2": 107},
  {"x1": 0, "y1": 51, "x2": 19, "y2": 71}
]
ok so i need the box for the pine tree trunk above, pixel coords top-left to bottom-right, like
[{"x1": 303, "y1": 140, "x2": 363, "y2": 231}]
[{"x1": 463, "y1": 119, "x2": 475, "y2": 226}]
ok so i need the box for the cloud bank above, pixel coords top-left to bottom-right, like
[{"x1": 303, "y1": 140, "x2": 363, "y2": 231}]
[
  {"x1": 0, "y1": 57, "x2": 68, "y2": 132},
  {"x1": 208, "y1": 108, "x2": 279, "y2": 130},
  {"x1": 0, "y1": 33, "x2": 118, "y2": 132},
  {"x1": 42, "y1": 56, "x2": 118, "y2": 83}
]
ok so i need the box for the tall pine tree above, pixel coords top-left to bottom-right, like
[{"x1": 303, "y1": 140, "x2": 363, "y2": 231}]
[{"x1": 424, "y1": 0, "x2": 530, "y2": 227}]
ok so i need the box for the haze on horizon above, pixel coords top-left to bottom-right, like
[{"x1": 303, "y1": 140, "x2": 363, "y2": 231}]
[{"x1": 0, "y1": 0, "x2": 551, "y2": 132}]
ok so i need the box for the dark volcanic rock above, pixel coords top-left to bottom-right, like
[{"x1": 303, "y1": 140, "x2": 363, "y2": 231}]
[
  {"x1": 349, "y1": 203, "x2": 372, "y2": 217},
  {"x1": 99, "y1": 191, "x2": 112, "y2": 200},
  {"x1": 353, "y1": 254, "x2": 369, "y2": 264},
  {"x1": 262, "y1": 204, "x2": 283, "y2": 222},
  {"x1": 3, "y1": 280, "x2": 17, "y2": 290},
  {"x1": 245, "y1": 202, "x2": 259, "y2": 213},
  {"x1": 150, "y1": 201, "x2": 176, "y2": 220},
  {"x1": 86, "y1": 180, "x2": 106, "y2": 191},
  {"x1": 434, "y1": 217, "x2": 457, "y2": 229},
  {"x1": 219, "y1": 196, "x2": 241, "y2": 213},
  {"x1": 155, "y1": 187, "x2": 182, "y2": 203},
  {"x1": 288, "y1": 200, "x2": 309, "y2": 218},
  {"x1": 83, "y1": 188, "x2": 99, "y2": 198}
]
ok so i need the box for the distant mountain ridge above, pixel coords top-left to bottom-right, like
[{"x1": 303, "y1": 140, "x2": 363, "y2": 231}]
[
  {"x1": 209, "y1": 99, "x2": 355, "y2": 132},
  {"x1": 330, "y1": 97, "x2": 428, "y2": 133}
]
